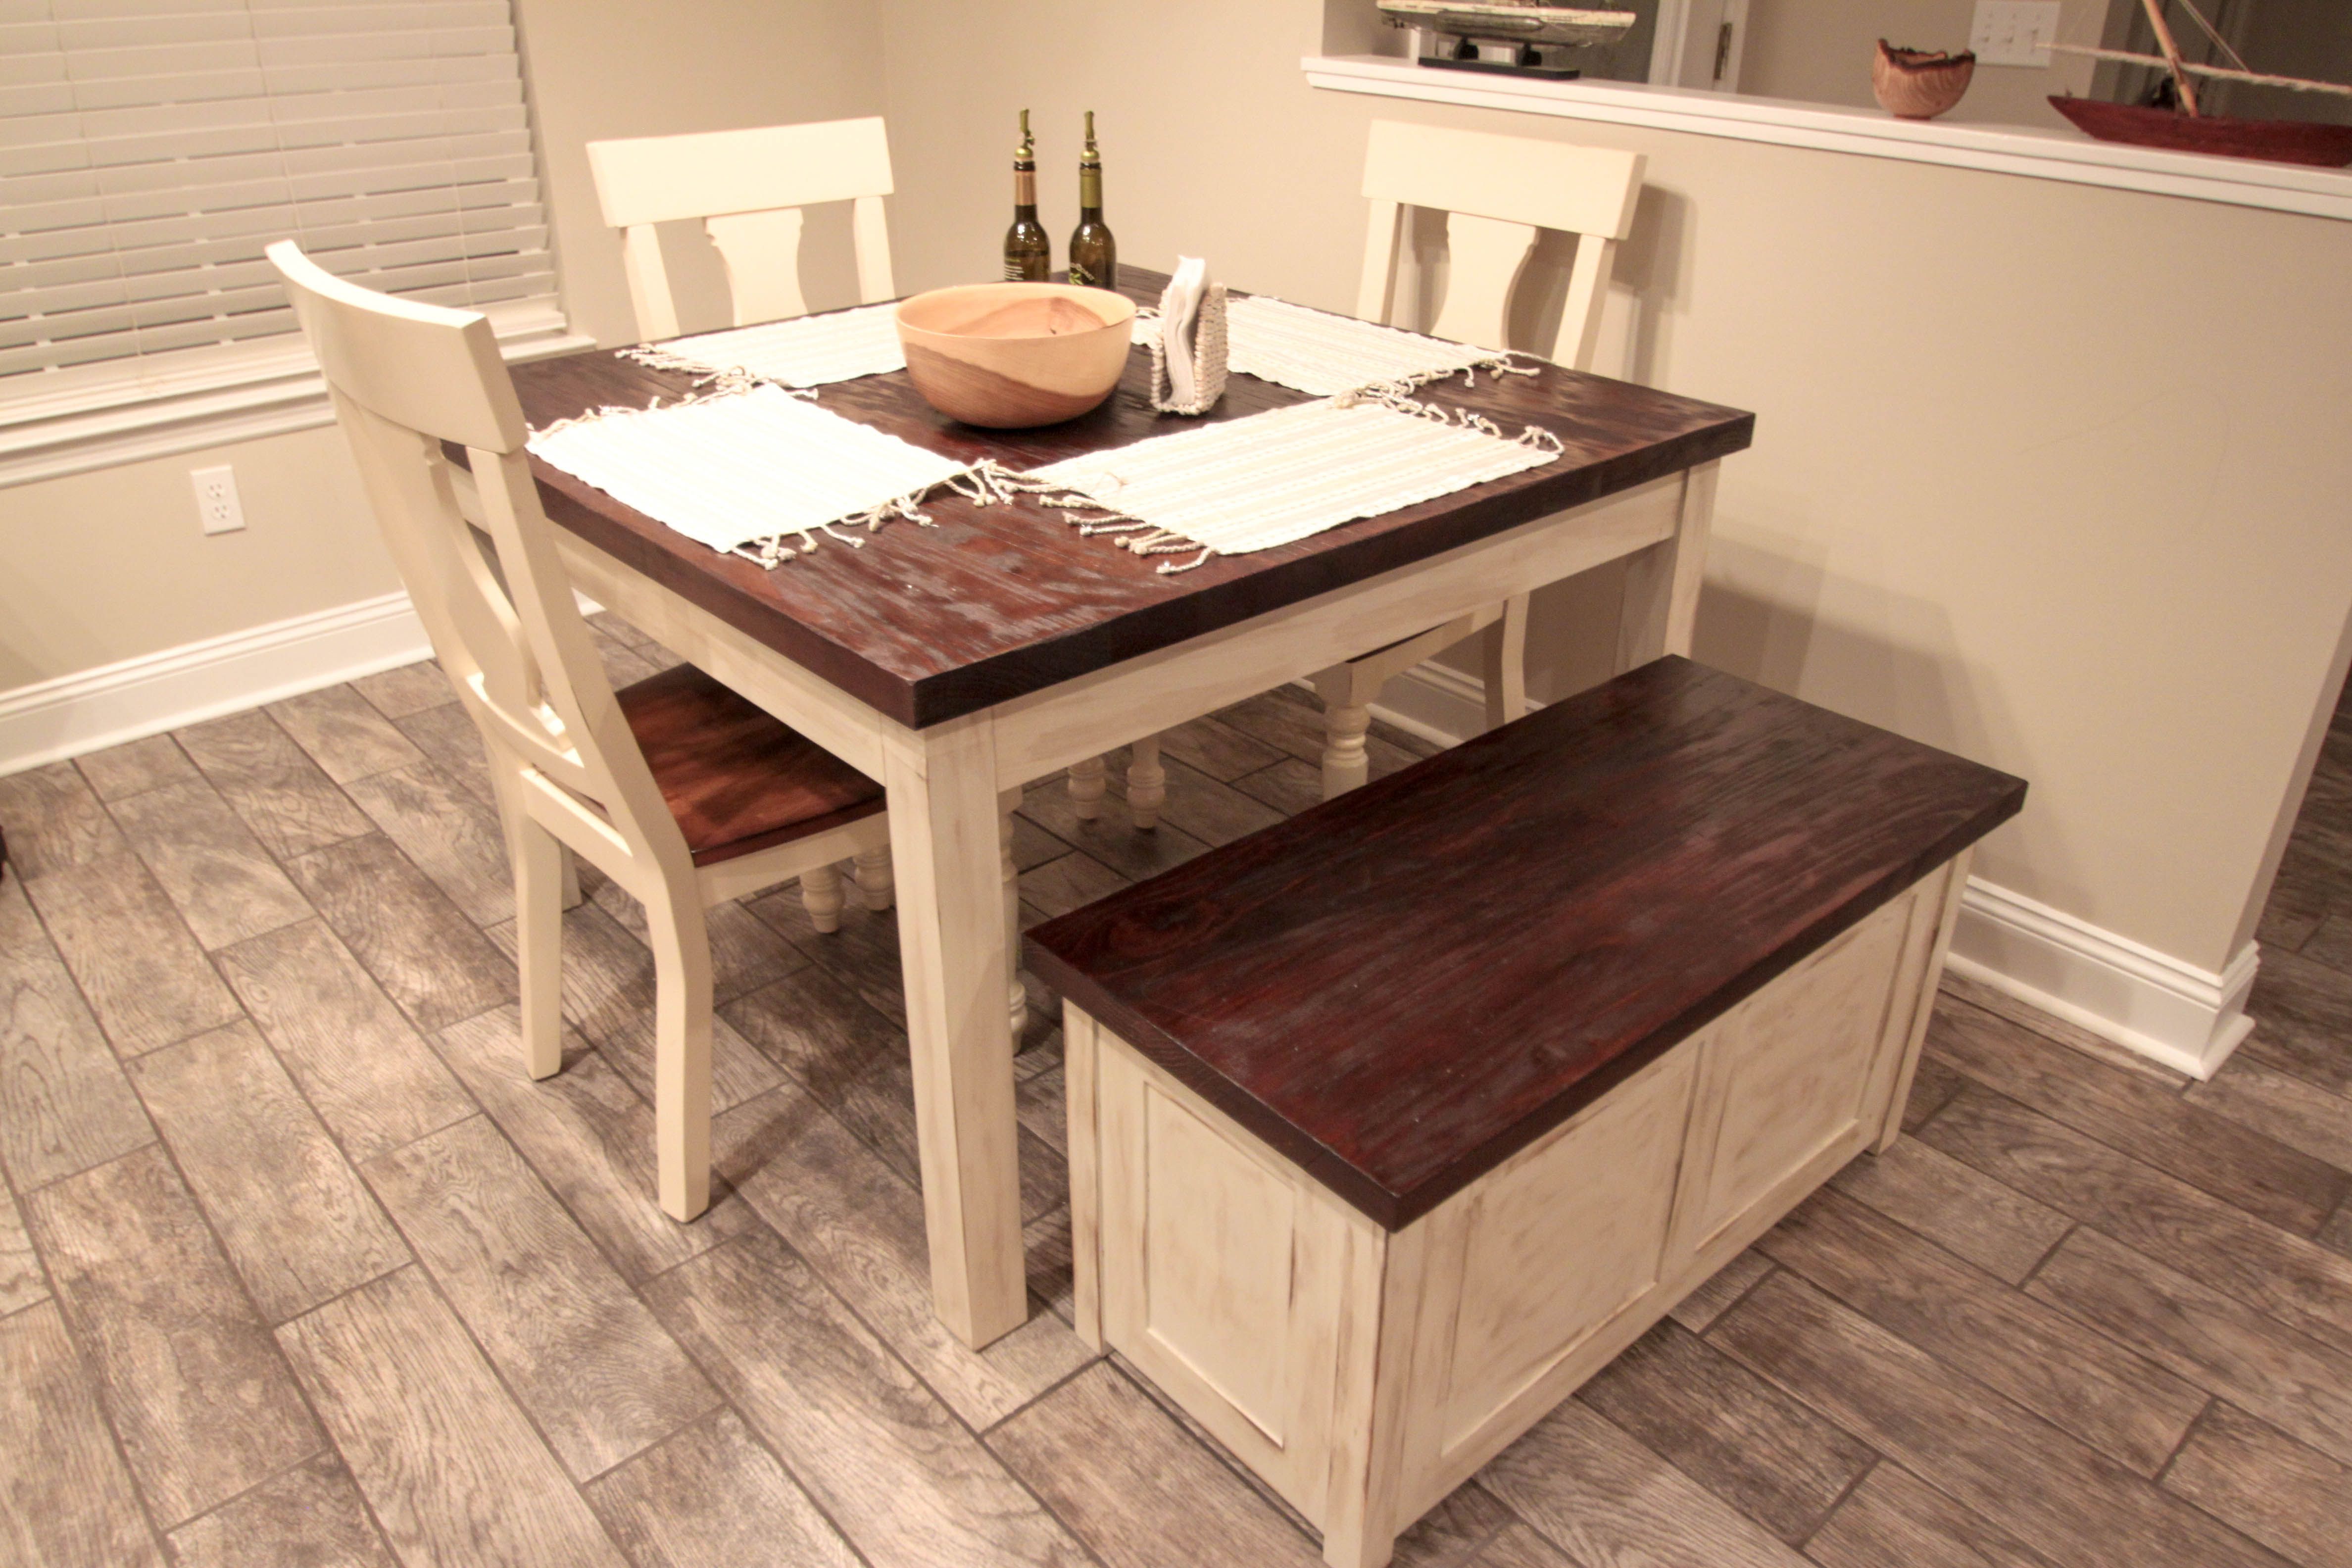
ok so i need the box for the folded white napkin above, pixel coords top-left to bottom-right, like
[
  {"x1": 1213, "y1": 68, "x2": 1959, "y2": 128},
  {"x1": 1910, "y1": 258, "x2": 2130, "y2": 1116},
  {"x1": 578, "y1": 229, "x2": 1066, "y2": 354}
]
[{"x1": 1160, "y1": 255, "x2": 1209, "y2": 409}]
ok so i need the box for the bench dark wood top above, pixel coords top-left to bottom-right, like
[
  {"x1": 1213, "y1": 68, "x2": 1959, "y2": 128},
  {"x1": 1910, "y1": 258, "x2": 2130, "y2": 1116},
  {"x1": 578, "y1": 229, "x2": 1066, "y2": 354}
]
[
  {"x1": 514, "y1": 270, "x2": 1754, "y2": 730},
  {"x1": 1027, "y1": 657, "x2": 2025, "y2": 1229}
]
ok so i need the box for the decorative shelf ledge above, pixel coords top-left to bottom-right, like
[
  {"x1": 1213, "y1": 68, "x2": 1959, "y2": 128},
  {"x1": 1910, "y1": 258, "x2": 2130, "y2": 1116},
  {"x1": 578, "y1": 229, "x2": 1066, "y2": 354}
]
[{"x1": 1303, "y1": 54, "x2": 2352, "y2": 223}]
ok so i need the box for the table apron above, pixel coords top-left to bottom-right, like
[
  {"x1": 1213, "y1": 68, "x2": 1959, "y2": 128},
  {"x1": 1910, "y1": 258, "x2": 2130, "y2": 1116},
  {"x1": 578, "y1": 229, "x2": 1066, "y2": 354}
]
[{"x1": 988, "y1": 470, "x2": 1685, "y2": 788}]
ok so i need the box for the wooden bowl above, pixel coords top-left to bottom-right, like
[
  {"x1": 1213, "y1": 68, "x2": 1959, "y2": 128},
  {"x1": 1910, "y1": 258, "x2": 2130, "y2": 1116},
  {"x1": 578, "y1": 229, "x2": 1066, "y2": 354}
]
[
  {"x1": 895, "y1": 283, "x2": 1137, "y2": 429},
  {"x1": 1873, "y1": 40, "x2": 1974, "y2": 120}
]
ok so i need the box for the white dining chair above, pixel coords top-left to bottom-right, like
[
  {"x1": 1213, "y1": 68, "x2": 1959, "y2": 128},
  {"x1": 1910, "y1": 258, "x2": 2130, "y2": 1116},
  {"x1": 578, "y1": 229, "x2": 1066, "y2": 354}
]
[
  {"x1": 1068, "y1": 121, "x2": 1646, "y2": 817},
  {"x1": 269, "y1": 240, "x2": 893, "y2": 1225},
  {"x1": 586, "y1": 116, "x2": 897, "y2": 341}
]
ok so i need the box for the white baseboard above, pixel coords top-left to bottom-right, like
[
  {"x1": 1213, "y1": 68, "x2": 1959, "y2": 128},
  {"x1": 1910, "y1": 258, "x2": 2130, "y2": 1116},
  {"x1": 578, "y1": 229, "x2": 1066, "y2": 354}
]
[
  {"x1": 0, "y1": 590, "x2": 431, "y2": 777},
  {"x1": 1372, "y1": 663, "x2": 2256, "y2": 1081}
]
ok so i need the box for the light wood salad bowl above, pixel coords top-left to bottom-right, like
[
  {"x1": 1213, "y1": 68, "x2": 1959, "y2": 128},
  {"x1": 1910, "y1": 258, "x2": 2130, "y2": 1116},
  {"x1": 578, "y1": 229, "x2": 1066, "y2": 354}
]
[{"x1": 895, "y1": 283, "x2": 1137, "y2": 429}]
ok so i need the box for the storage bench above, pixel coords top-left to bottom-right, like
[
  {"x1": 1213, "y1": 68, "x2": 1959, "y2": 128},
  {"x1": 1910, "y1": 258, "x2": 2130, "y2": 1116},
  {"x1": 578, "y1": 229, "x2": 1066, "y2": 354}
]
[{"x1": 1027, "y1": 656, "x2": 2024, "y2": 1568}]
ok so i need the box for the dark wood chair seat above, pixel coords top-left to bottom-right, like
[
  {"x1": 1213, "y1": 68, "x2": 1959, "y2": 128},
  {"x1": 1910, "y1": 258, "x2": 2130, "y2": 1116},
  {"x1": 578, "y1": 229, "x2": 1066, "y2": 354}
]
[
  {"x1": 1029, "y1": 656, "x2": 2025, "y2": 1228},
  {"x1": 615, "y1": 664, "x2": 884, "y2": 867}
]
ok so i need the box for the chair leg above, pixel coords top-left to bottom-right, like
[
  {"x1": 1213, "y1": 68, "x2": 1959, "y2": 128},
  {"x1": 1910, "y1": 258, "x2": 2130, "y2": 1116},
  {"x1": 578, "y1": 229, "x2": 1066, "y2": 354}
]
[
  {"x1": 1001, "y1": 789, "x2": 1029, "y2": 1042},
  {"x1": 1127, "y1": 735, "x2": 1167, "y2": 830},
  {"x1": 645, "y1": 890, "x2": 714, "y2": 1223},
  {"x1": 1068, "y1": 756, "x2": 1107, "y2": 821},
  {"x1": 493, "y1": 776, "x2": 565, "y2": 1081},
  {"x1": 1480, "y1": 592, "x2": 1530, "y2": 733},
  {"x1": 559, "y1": 845, "x2": 585, "y2": 910},
  {"x1": 1322, "y1": 702, "x2": 1373, "y2": 799},
  {"x1": 853, "y1": 844, "x2": 894, "y2": 912},
  {"x1": 801, "y1": 862, "x2": 846, "y2": 933}
]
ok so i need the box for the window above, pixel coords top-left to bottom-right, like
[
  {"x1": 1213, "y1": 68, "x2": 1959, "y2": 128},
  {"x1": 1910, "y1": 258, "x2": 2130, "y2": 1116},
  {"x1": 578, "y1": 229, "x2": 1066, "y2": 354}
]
[{"x1": 0, "y1": 0, "x2": 581, "y2": 484}]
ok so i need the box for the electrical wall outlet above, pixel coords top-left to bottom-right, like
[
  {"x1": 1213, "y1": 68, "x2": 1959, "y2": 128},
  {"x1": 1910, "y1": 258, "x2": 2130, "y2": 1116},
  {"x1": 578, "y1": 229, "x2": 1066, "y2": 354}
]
[
  {"x1": 191, "y1": 464, "x2": 245, "y2": 536},
  {"x1": 1970, "y1": 1, "x2": 2061, "y2": 67}
]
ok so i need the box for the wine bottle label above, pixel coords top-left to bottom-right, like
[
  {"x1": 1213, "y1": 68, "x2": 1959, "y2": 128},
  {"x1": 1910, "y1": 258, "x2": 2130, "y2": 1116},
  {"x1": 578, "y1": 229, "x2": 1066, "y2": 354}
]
[{"x1": 1069, "y1": 260, "x2": 1094, "y2": 286}]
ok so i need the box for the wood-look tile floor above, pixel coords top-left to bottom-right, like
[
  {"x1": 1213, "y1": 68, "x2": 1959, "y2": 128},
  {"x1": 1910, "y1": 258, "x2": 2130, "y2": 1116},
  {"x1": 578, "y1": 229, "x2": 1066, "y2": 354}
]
[{"x1": 5, "y1": 622, "x2": 2352, "y2": 1567}]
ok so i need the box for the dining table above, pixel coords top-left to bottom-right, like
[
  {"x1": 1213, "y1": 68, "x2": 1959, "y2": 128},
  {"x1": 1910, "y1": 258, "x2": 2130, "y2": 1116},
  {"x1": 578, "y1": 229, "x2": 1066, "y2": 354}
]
[{"x1": 507, "y1": 267, "x2": 1755, "y2": 1350}]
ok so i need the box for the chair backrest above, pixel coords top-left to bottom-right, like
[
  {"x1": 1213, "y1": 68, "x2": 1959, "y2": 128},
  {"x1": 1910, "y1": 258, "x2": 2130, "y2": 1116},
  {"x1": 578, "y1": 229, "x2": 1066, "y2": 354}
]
[
  {"x1": 1356, "y1": 121, "x2": 1645, "y2": 371},
  {"x1": 267, "y1": 240, "x2": 693, "y2": 893},
  {"x1": 587, "y1": 117, "x2": 897, "y2": 342}
]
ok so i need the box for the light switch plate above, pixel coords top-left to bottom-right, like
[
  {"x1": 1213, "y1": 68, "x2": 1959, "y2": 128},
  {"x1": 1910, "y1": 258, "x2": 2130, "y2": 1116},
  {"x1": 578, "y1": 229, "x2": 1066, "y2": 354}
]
[{"x1": 1971, "y1": 1, "x2": 2060, "y2": 67}]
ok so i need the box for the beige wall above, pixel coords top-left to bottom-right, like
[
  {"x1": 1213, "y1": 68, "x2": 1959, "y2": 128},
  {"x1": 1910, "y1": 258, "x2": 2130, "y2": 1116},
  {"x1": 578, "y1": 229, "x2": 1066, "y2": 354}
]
[
  {"x1": 0, "y1": 0, "x2": 884, "y2": 691},
  {"x1": 1740, "y1": 0, "x2": 2103, "y2": 127},
  {"x1": 882, "y1": 0, "x2": 2352, "y2": 974}
]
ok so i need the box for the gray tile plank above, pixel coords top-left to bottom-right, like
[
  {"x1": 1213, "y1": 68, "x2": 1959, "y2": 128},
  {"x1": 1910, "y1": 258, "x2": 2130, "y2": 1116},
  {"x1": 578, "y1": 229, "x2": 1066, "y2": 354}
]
[
  {"x1": 2242, "y1": 948, "x2": 2352, "y2": 1098},
  {"x1": 1019, "y1": 849, "x2": 1132, "y2": 922},
  {"x1": 1229, "y1": 755, "x2": 1323, "y2": 818},
  {"x1": 0, "y1": 876, "x2": 155, "y2": 1188},
  {"x1": 2188, "y1": 1050, "x2": 2352, "y2": 1174},
  {"x1": 2162, "y1": 1401, "x2": 2352, "y2": 1568},
  {"x1": 713, "y1": 1080, "x2": 1094, "y2": 1432},
  {"x1": 24, "y1": 1144, "x2": 319, "y2": 1525},
  {"x1": 722, "y1": 962, "x2": 902, "y2": 1103},
  {"x1": 165, "y1": 1452, "x2": 396, "y2": 1568},
  {"x1": 0, "y1": 1175, "x2": 43, "y2": 1315},
  {"x1": 1903, "y1": 1050, "x2": 1972, "y2": 1132},
  {"x1": 1922, "y1": 1084, "x2": 2352, "y2": 1360},
  {"x1": 989, "y1": 1362, "x2": 1323, "y2": 1568},
  {"x1": 1014, "y1": 772, "x2": 1217, "y2": 884},
  {"x1": 23, "y1": 852, "x2": 242, "y2": 1057},
  {"x1": 0, "y1": 761, "x2": 129, "y2": 877},
  {"x1": 1383, "y1": 1483, "x2": 1516, "y2": 1568},
  {"x1": 644, "y1": 1229, "x2": 1090, "y2": 1568},
  {"x1": 266, "y1": 686, "x2": 426, "y2": 785},
  {"x1": 129, "y1": 1020, "x2": 408, "y2": 1324},
  {"x1": 277, "y1": 1266, "x2": 628, "y2": 1568},
  {"x1": 350, "y1": 659, "x2": 454, "y2": 722},
  {"x1": 0, "y1": 1300, "x2": 163, "y2": 1567},
  {"x1": 1666, "y1": 1247, "x2": 1772, "y2": 1334},
  {"x1": 107, "y1": 779, "x2": 314, "y2": 951},
  {"x1": 1574, "y1": 1317, "x2": 1875, "y2": 1544},
  {"x1": 2028, "y1": 1225, "x2": 2352, "y2": 1470},
  {"x1": 390, "y1": 701, "x2": 498, "y2": 809},
  {"x1": 1708, "y1": 1271, "x2": 2287, "y2": 1568},
  {"x1": 342, "y1": 761, "x2": 515, "y2": 928},
  {"x1": 1758, "y1": 1187, "x2": 2203, "y2": 1476},
  {"x1": 1805, "y1": 1461, "x2": 2052, "y2": 1568},
  {"x1": 1934, "y1": 971, "x2": 2192, "y2": 1088},
  {"x1": 1828, "y1": 1135, "x2": 2071, "y2": 1285},
  {"x1": 361, "y1": 1116, "x2": 718, "y2": 1482},
  {"x1": 1478, "y1": 1397, "x2": 1809, "y2": 1568},
  {"x1": 1930, "y1": 999, "x2": 2348, "y2": 1235},
  {"x1": 585, "y1": 1409, "x2": 859, "y2": 1568},
  {"x1": 73, "y1": 736, "x2": 197, "y2": 802},
  {"x1": 217, "y1": 920, "x2": 475, "y2": 1165},
  {"x1": 1460, "y1": 1523, "x2": 1576, "y2": 1568},
  {"x1": 487, "y1": 900, "x2": 780, "y2": 1117},
  {"x1": 743, "y1": 885, "x2": 909, "y2": 1027},
  {"x1": 432, "y1": 1007, "x2": 755, "y2": 1284},
  {"x1": 1153, "y1": 711, "x2": 1289, "y2": 783},
  {"x1": 285, "y1": 833, "x2": 516, "y2": 1033},
  {"x1": 174, "y1": 709, "x2": 375, "y2": 863}
]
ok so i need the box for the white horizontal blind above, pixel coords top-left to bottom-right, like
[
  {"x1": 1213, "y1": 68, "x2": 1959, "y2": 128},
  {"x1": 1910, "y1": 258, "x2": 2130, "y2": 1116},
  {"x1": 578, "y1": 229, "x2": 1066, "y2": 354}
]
[{"x1": 0, "y1": 0, "x2": 556, "y2": 382}]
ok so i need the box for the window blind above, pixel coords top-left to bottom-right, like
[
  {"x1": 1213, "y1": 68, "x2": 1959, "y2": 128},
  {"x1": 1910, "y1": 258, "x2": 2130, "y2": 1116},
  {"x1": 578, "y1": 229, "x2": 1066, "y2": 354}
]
[{"x1": 0, "y1": 0, "x2": 558, "y2": 383}]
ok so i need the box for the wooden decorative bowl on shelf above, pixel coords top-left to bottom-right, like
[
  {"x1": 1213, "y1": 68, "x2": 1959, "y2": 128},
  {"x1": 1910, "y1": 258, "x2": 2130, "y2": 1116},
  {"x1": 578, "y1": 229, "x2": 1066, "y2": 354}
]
[
  {"x1": 1872, "y1": 40, "x2": 1975, "y2": 120},
  {"x1": 895, "y1": 283, "x2": 1137, "y2": 429}
]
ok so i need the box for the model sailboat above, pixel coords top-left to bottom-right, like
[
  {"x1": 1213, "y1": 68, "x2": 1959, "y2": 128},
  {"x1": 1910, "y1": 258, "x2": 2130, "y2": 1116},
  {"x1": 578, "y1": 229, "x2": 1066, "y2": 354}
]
[{"x1": 2048, "y1": 0, "x2": 2352, "y2": 166}]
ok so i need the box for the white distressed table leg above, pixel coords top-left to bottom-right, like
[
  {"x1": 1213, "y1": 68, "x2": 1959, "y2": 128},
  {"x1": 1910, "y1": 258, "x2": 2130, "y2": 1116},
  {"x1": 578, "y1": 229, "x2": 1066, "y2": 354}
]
[
  {"x1": 801, "y1": 862, "x2": 845, "y2": 933},
  {"x1": 887, "y1": 713, "x2": 1029, "y2": 1348},
  {"x1": 1067, "y1": 755, "x2": 1107, "y2": 820},
  {"x1": 1127, "y1": 735, "x2": 1167, "y2": 830},
  {"x1": 1616, "y1": 458, "x2": 1719, "y2": 672},
  {"x1": 1480, "y1": 593, "x2": 1529, "y2": 733},
  {"x1": 853, "y1": 844, "x2": 894, "y2": 911},
  {"x1": 1001, "y1": 787, "x2": 1029, "y2": 1042}
]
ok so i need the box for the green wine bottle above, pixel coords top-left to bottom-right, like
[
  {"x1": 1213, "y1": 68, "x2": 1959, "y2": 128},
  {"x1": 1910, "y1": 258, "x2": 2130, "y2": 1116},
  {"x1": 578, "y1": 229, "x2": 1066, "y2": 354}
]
[
  {"x1": 1068, "y1": 110, "x2": 1117, "y2": 292},
  {"x1": 1003, "y1": 109, "x2": 1049, "y2": 283}
]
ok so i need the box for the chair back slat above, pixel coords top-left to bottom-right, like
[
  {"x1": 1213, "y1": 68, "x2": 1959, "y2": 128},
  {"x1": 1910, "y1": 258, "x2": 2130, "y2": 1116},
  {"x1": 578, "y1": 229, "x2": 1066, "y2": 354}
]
[
  {"x1": 587, "y1": 117, "x2": 898, "y2": 337},
  {"x1": 1358, "y1": 121, "x2": 1646, "y2": 371},
  {"x1": 272, "y1": 241, "x2": 691, "y2": 890}
]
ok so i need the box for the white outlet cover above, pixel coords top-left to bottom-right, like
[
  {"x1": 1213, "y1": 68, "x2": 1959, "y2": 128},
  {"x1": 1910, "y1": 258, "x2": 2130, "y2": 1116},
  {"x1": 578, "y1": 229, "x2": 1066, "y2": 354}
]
[
  {"x1": 191, "y1": 464, "x2": 245, "y2": 536},
  {"x1": 1970, "y1": 0, "x2": 2060, "y2": 68}
]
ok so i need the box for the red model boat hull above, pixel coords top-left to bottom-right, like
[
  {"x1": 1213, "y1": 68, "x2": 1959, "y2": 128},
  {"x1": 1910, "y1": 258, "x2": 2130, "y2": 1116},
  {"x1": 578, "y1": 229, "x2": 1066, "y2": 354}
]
[{"x1": 2051, "y1": 97, "x2": 2352, "y2": 167}]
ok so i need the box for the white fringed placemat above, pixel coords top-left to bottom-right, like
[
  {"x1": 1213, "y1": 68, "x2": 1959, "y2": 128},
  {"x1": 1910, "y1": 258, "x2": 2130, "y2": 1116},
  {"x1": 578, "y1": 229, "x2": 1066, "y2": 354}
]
[
  {"x1": 1020, "y1": 395, "x2": 1561, "y2": 573},
  {"x1": 1135, "y1": 294, "x2": 1516, "y2": 397},
  {"x1": 529, "y1": 384, "x2": 977, "y2": 564},
  {"x1": 622, "y1": 302, "x2": 905, "y2": 389}
]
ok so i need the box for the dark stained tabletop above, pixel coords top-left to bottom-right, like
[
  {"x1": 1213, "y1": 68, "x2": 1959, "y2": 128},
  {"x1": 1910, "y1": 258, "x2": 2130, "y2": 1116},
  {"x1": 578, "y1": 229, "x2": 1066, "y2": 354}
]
[
  {"x1": 1027, "y1": 657, "x2": 2025, "y2": 1229},
  {"x1": 515, "y1": 270, "x2": 1754, "y2": 729}
]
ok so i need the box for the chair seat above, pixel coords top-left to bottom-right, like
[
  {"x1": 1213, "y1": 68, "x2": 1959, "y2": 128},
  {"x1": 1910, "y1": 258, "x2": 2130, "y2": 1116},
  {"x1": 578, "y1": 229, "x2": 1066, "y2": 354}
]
[{"x1": 616, "y1": 664, "x2": 885, "y2": 867}]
